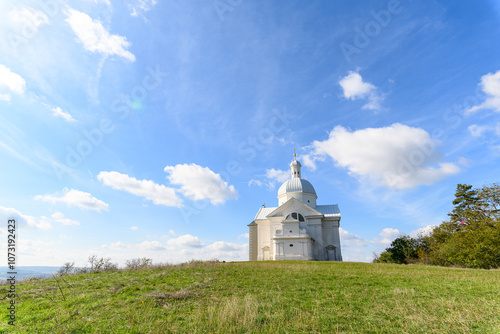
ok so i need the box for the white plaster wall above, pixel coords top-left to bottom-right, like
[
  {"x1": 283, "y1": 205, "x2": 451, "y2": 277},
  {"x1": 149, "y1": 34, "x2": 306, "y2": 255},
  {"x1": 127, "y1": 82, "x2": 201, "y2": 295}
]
[
  {"x1": 257, "y1": 221, "x2": 271, "y2": 261},
  {"x1": 278, "y1": 193, "x2": 317, "y2": 207}
]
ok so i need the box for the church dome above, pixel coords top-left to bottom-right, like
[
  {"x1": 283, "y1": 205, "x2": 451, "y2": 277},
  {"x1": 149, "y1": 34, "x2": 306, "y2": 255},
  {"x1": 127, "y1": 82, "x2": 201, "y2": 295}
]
[{"x1": 278, "y1": 178, "x2": 316, "y2": 196}]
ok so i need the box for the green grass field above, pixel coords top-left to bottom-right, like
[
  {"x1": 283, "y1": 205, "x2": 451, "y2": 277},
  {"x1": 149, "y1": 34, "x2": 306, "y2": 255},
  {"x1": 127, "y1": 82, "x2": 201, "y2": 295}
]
[{"x1": 1, "y1": 261, "x2": 499, "y2": 333}]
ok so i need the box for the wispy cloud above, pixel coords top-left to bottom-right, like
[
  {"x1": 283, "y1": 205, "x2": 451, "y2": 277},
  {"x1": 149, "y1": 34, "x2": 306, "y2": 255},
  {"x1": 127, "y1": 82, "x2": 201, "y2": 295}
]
[
  {"x1": 84, "y1": 0, "x2": 111, "y2": 6},
  {"x1": 167, "y1": 234, "x2": 204, "y2": 248},
  {"x1": 467, "y1": 124, "x2": 490, "y2": 137},
  {"x1": 8, "y1": 7, "x2": 49, "y2": 34},
  {"x1": 34, "y1": 188, "x2": 109, "y2": 212},
  {"x1": 339, "y1": 71, "x2": 383, "y2": 110},
  {"x1": 98, "y1": 171, "x2": 182, "y2": 207},
  {"x1": 65, "y1": 7, "x2": 135, "y2": 61},
  {"x1": 138, "y1": 240, "x2": 165, "y2": 251},
  {"x1": 128, "y1": 0, "x2": 158, "y2": 17},
  {"x1": 51, "y1": 107, "x2": 75, "y2": 122},
  {"x1": 249, "y1": 168, "x2": 289, "y2": 190},
  {"x1": 102, "y1": 241, "x2": 128, "y2": 251},
  {"x1": 51, "y1": 212, "x2": 80, "y2": 226}
]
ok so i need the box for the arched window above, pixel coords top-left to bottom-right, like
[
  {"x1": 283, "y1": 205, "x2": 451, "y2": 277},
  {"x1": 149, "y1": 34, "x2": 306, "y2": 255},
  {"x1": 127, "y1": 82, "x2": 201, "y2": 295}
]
[{"x1": 285, "y1": 212, "x2": 305, "y2": 222}]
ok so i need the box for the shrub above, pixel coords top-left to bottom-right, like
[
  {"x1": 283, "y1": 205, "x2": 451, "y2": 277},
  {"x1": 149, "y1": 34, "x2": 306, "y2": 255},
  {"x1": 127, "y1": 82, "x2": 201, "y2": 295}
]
[{"x1": 125, "y1": 257, "x2": 153, "y2": 270}]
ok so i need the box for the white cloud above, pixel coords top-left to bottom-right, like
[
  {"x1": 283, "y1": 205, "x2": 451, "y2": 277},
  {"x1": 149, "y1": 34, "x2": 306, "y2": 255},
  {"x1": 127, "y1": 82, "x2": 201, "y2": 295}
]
[
  {"x1": 339, "y1": 227, "x2": 406, "y2": 261},
  {"x1": 468, "y1": 124, "x2": 490, "y2": 137},
  {"x1": 168, "y1": 229, "x2": 176, "y2": 236},
  {"x1": 301, "y1": 154, "x2": 321, "y2": 171},
  {"x1": 128, "y1": 0, "x2": 158, "y2": 17},
  {"x1": 467, "y1": 70, "x2": 500, "y2": 113},
  {"x1": 98, "y1": 171, "x2": 182, "y2": 207},
  {"x1": 266, "y1": 168, "x2": 289, "y2": 183},
  {"x1": 51, "y1": 107, "x2": 75, "y2": 122},
  {"x1": 51, "y1": 212, "x2": 80, "y2": 226},
  {"x1": 339, "y1": 228, "x2": 367, "y2": 247},
  {"x1": 377, "y1": 228, "x2": 401, "y2": 245},
  {"x1": 249, "y1": 168, "x2": 289, "y2": 190},
  {"x1": 0, "y1": 206, "x2": 51, "y2": 230},
  {"x1": 379, "y1": 228, "x2": 401, "y2": 239},
  {"x1": 207, "y1": 241, "x2": 247, "y2": 252},
  {"x1": 167, "y1": 234, "x2": 204, "y2": 248},
  {"x1": 206, "y1": 241, "x2": 248, "y2": 260},
  {"x1": 138, "y1": 240, "x2": 165, "y2": 251},
  {"x1": 309, "y1": 124, "x2": 460, "y2": 189},
  {"x1": 34, "y1": 188, "x2": 109, "y2": 212},
  {"x1": 165, "y1": 164, "x2": 238, "y2": 205},
  {"x1": 65, "y1": 8, "x2": 135, "y2": 61},
  {"x1": 339, "y1": 71, "x2": 383, "y2": 110},
  {"x1": 8, "y1": 7, "x2": 49, "y2": 34},
  {"x1": 0, "y1": 64, "x2": 26, "y2": 101},
  {"x1": 410, "y1": 225, "x2": 436, "y2": 238},
  {"x1": 238, "y1": 233, "x2": 249, "y2": 239},
  {"x1": 102, "y1": 241, "x2": 128, "y2": 251},
  {"x1": 131, "y1": 226, "x2": 138, "y2": 231}
]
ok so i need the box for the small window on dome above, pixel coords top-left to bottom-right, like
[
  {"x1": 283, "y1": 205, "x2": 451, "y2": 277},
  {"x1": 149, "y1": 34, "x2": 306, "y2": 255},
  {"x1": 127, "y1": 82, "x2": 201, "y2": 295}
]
[{"x1": 290, "y1": 244, "x2": 293, "y2": 247}]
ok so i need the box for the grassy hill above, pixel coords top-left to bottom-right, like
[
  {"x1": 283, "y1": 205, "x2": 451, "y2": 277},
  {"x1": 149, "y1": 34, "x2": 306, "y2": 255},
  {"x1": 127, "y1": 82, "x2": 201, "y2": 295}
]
[{"x1": 1, "y1": 261, "x2": 499, "y2": 333}]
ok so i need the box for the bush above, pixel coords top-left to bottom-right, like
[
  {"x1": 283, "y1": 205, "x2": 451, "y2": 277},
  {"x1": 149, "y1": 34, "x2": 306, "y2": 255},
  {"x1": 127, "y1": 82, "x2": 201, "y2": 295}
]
[
  {"x1": 125, "y1": 258, "x2": 153, "y2": 270},
  {"x1": 88, "y1": 255, "x2": 118, "y2": 272},
  {"x1": 57, "y1": 262, "x2": 76, "y2": 276}
]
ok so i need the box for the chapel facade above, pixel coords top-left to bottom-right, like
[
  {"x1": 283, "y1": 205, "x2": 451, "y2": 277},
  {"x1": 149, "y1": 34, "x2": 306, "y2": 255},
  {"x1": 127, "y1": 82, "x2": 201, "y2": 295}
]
[{"x1": 248, "y1": 156, "x2": 342, "y2": 261}]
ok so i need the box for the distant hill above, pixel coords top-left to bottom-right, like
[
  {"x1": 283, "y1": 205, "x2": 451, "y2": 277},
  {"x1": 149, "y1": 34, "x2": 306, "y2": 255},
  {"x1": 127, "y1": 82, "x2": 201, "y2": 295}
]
[
  {"x1": 1, "y1": 261, "x2": 499, "y2": 332},
  {"x1": 0, "y1": 266, "x2": 60, "y2": 281}
]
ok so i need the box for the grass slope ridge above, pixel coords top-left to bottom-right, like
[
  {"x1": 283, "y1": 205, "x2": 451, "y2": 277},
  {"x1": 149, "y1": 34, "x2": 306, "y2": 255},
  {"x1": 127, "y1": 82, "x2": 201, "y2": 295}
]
[{"x1": 1, "y1": 261, "x2": 499, "y2": 333}]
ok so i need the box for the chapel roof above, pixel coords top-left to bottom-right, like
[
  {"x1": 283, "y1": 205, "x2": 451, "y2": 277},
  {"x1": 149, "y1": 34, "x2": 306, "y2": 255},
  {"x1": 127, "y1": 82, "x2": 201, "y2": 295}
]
[
  {"x1": 315, "y1": 204, "x2": 341, "y2": 217},
  {"x1": 277, "y1": 177, "x2": 316, "y2": 196},
  {"x1": 254, "y1": 207, "x2": 278, "y2": 220}
]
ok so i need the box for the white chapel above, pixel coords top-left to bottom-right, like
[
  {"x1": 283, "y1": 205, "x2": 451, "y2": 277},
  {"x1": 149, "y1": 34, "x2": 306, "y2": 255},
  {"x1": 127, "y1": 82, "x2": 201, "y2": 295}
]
[{"x1": 248, "y1": 155, "x2": 343, "y2": 261}]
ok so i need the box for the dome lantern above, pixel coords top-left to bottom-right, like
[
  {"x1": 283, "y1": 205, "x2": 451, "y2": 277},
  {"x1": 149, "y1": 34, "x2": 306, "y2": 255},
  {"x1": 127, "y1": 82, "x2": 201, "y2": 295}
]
[{"x1": 277, "y1": 153, "x2": 317, "y2": 207}]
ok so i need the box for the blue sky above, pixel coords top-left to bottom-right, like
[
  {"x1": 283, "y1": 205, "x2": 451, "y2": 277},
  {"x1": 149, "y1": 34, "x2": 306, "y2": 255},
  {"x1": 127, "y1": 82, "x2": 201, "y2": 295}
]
[{"x1": 1, "y1": 0, "x2": 500, "y2": 266}]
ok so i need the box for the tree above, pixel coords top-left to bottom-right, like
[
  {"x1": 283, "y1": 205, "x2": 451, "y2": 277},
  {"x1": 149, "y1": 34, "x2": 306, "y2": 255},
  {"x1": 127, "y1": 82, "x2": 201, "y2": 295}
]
[
  {"x1": 477, "y1": 183, "x2": 500, "y2": 222},
  {"x1": 428, "y1": 183, "x2": 500, "y2": 269},
  {"x1": 448, "y1": 184, "x2": 484, "y2": 223},
  {"x1": 376, "y1": 235, "x2": 419, "y2": 264},
  {"x1": 376, "y1": 183, "x2": 500, "y2": 268}
]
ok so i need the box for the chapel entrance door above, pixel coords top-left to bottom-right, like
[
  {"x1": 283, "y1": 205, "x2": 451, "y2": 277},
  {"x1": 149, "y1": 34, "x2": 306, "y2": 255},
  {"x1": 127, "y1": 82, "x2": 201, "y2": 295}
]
[
  {"x1": 263, "y1": 246, "x2": 270, "y2": 260},
  {"x1": 326, "y1": 245, "x2": 336, "y2": 261}
]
